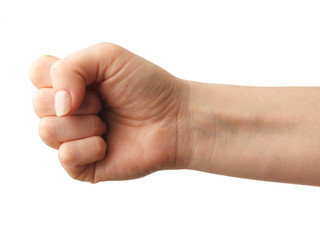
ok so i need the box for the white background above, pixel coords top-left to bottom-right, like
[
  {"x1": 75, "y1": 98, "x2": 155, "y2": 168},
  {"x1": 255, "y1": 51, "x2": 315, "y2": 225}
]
[{"x1": 1, "y1": 0, "x2": 320, "y2": 239}]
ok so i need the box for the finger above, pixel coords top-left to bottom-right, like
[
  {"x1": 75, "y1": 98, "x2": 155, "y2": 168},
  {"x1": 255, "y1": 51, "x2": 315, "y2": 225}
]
[
  {"x1": 50, "y1": 42, "x2": 129, "y2": 116},
  {"x1": 59, "y1": 136, "x2": 107, "y2": 182},
  {"x1": 30, "y1": 55, "x2": 59, "y2": 88},
  {"x1": 33, "y1": 89, "x2": 102, "y2": 118},
  {"x1": 38, "y1": 115, "x2": 107, "y2": 149}
]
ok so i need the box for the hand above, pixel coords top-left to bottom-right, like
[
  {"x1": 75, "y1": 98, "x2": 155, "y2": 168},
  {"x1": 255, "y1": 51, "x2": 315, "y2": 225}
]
[
  {"x1": 31, "y1": 43, "x2": 320, "y2": 186},
  {"x1": 30, "y1": 43, "x2": 190, "y2": 183}
]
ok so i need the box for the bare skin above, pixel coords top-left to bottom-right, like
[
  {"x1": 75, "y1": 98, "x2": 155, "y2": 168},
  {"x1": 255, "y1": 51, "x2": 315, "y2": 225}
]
[{"x1": 30, "y1": 42, "x2": 320, "y2": 186}]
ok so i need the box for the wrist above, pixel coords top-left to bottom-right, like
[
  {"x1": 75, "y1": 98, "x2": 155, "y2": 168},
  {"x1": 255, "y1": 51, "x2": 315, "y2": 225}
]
[
  {"x1": 179, "y1": 82, "x2": 258, "y2": 175},
  {"x1": 178, "y1": 81, "x2": 221, "y2": 171},
  {"x1": 175, "y1": 80, "x2": 220, "y2": 170},
  {"x1": 178, "y1": 82, "x2": 320, "y2": 186}
]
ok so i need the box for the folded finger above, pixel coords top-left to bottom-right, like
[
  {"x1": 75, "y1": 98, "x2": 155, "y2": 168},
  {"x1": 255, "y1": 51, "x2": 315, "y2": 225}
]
[
  {"x1": 30, "y1": 55, "x2": 59, "y2": 88},
  {"x1": 59, "y1": 136, "x2": 107, "y2": 182},
  {"x1": 33, "y1": 89, "x2": 102, "y2": 118},
  {"x1": 38, "y1": 115, "x2": 107, "y2": 149}
]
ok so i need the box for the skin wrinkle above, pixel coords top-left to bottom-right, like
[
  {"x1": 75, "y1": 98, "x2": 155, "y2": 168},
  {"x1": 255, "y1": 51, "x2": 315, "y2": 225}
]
[
  {"x1": 100, "y1": 73, "x2": 179, "y2": 125},
  {"x1": 65, "y1": 58, "x2": 88, "y2": 84},
  {"x1": 180, "y1": 80, "x2": 194, "y2": 169},
  {"x1": 98, "y1": 58, "x2": 141, "y2": 109},
  {"x1": 101, "y1": 50, "x2": 137, "y2": 85},
  {"x1": 75, "y1": 138, "x2": 105, "y2": 182},
  {"x1": 101, "y1": 44, "x2": 128, "y2": 82},
  {"x1": 184, "y1": 82, "x2": 217, "y2": 171},
  {"x1": 46, "y1": 116, "x2": 104, "y2": 146},
  {"x1": 54, "y1": 57, "x2": 87, "y2": 87}
]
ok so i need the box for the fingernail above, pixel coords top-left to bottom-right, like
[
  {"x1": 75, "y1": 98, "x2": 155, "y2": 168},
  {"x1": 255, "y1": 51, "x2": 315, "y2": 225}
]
[{"x1": 55, "y1": 90, "x2": 71, "y2": 117}]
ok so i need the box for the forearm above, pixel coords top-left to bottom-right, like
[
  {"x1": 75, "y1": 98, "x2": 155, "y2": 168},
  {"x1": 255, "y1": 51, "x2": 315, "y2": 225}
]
[{"x1": 181, "y1": 81, "x2": 320, "y2": 186}]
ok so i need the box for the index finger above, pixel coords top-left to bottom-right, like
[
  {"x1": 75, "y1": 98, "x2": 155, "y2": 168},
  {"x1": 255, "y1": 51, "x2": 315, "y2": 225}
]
[{"x1": 30, "y1": 55, "x2": 59, "y2": 88}]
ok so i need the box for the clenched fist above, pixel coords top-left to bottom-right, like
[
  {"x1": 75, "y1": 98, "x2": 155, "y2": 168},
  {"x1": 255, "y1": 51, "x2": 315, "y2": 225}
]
[{"x1": 30, "y1": 43, "x2": 190, "y2": 183}]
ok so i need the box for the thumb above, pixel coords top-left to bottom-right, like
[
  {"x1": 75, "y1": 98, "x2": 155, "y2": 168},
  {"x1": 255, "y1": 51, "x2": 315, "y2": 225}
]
[{"x1": 50, "y1": 42, "x2": 125, "y2": 116}]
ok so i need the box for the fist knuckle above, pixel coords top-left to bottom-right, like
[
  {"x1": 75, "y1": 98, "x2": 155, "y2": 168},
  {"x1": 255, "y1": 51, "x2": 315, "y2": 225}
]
[
  {"x1": 32, "y1": 91, "x2": 42, "y2": 117},
  {"x1": 30, "y1": 56, "x2": 48, "y2": 84},
  {"x1": 97, "y1": 42, "x2": 116, "y2": 49},
  {"x1": 59, "y1": 143, "x2": 76, "y2": 166},
  {"x1": 38, "y1": 117, "x2": 57, "y2": 143},
  {"x1": 93, "y1": 137, "x2": 106, "y2": 160},
  {"x1": 29, "y1": 60, "x2": 41, "y2": 85},
  {"x1": 96, "y1": 42, "x2": 124, "y2": 56}
]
